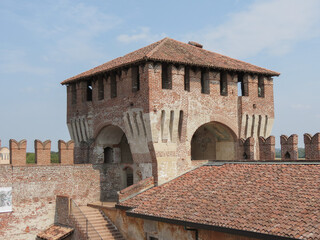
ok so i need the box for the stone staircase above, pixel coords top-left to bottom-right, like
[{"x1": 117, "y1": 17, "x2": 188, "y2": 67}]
[{"x1": 73, "y1": 205, "x2": 125, "y2": 240}]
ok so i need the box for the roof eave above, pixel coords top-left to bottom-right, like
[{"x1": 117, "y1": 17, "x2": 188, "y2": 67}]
[
  {"x1": 125, "y1": 211, "x2": 297, "y2": 240},
  {"x1": 61, "y1": 57, "x2": 280, "y2": 85}
]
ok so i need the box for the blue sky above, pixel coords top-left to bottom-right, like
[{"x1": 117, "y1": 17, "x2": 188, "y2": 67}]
[{"x1": 0, "y1": 0, "x2": 319, "y2": 151}]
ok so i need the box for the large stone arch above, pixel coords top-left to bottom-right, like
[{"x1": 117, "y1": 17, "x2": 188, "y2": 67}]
[
  {"x1": 95, "y1": 124, "x2": 134, "y2": 192},
  {"x1": 187, "y1": 114, "x2": 238, "y2": 142},
  {"x1": 95, "y1": 124, "x2": 133, "y2": 164},
  {"x1": 191, "y1": 121, "x2": 237, "y2": 160}
]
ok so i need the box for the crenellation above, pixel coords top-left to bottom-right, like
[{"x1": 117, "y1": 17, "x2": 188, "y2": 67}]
[
  {"x1": 304, "y1": 133, "x2": 320, "y2": 160},
  {"x1": 238, "y1": 137, "x2": 255, "y2": 160},
  {"x1": 35, "y1": 140, "x2": 51, "y2": 165},
  {"x1": 7, "y1": 139, "x2": 75, "y2": 166},
  {"x1": 280, "y1": 134, "x2": 298, "y2": 160},
  {"x1": 259, "y1": 136, "x2": 275, "y2": 160},
  {"x1": 10, "y1": 139, "x2": 27, "y2": 166},
  {"x1": 58, "y1": 140, "x2": 74, "y2": 165}
]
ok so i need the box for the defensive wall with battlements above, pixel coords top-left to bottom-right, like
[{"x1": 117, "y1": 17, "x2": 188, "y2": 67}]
[{"x1": 0, "y1": 132, "x2": 319, "y2": 239}]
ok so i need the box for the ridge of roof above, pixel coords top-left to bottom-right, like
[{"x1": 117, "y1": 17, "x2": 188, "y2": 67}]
[
  {"x1": 61, "y1": 37, "x2": 280, "y2": 85},
  {"x1": 145, "y1": 37, "x2": 169, "y2": 58}
]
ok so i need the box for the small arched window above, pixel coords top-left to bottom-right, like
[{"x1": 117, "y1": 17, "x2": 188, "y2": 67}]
[
  {"x1": 104, "y1": 147, "x2": 113, "y2": 163},
  {"x1": 284, "y1": 151, "x2": 291, "y2": 159}
]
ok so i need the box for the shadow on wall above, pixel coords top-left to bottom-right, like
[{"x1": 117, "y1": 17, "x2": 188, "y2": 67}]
[
  {"x1": 191, "y1": 121, "x2": 237, "y2": 161},
  {"x1": 93, "y1": 125, "x2": 135, "y2": 202}
]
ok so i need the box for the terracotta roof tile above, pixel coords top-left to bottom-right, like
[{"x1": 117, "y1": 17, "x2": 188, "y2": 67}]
[
  {"x1": 37, "y1": 225, "x2": 74, "y2": 240},
  {"x1": 119, "y1": 164, "x2": 320, "y2": 239},
  {"x1": 61, "y1": 38, "x2": 279, "y2": 84}
]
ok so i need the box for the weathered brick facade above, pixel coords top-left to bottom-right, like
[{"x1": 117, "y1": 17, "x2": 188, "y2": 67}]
[
  {"x1": 0, "y1": 163, "x2": 119, "y2": 239},
  {"x1": 63, "y1": 38, "x2": 278, "y2": 185}
]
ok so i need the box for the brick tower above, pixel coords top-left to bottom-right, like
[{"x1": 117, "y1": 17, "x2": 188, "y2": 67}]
[{"x1": 62, "y1": 38, "x2": 279, "y2": 189}]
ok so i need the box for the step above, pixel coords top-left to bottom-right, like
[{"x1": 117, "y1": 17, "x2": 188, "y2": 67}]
[{"x1": 71, "y1": 205, "x2": 124, "y2": 240}]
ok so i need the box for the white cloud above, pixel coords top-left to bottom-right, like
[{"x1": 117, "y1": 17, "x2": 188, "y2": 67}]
[
  {"x1": 184, "y1": 0, "x2": 320, "y2": 58},
  {"x1": 17, "y1": 1, "x2": 122, "y2": 64},
  {"x1": 0, "y1": 50, "x2": 52, "y2": 75},
  {"x1": 117, "y1": 27, "x2": 166, "y2": 44}
]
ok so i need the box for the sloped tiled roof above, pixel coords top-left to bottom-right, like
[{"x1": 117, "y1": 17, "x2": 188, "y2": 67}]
[
  {"x1": 37, "y1": 225, "x2": 74, "y2": 240},
  {"x1": 118, "y1": 163, "x2": 320, "y2": 240},
  {"x1": 61, "y1": 38, "x2": 280, "y2": 84}
]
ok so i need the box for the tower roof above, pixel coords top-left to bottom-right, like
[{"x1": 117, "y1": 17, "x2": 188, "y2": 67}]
[{"x1": 61, "y1": 37, "x2": 280, "y2": 85}]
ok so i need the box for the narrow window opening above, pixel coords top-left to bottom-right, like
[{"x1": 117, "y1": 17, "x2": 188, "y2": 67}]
[
  {"x1": 126, "y1": 167, "x2": 133, "y2": 187},
  {"x1": 71, "y1": 84, "x2": 77, "y2": 105},
  {"x1": 178, "y1": 110, "x2": 183, "y2": 140},
  {"x1": 86, "y1": 81, "x2": 92, "y2": 101},
  {"x1": 238, "y1": 73, "x2": 244, "y2": 96},
  {"x1": 237, "y1": 81, "x2": 242, "y2": 96},
  {"x1": 258, "y1": 76, "x2": 265, "y2": 98},
  {"x1": 104, "y1": 147, "x2": 113, "y2": 163},
  {"x1": 98, "y1": 76, "x2": 104, "y2": 100},
  {"x1": 184, "y1": 66, "x2": 190, "y2": 91},
  {"x1": 132, "y1": 66, "x2": 140, "y2": 92},
  {"x1": 220, "y1": 72, "x2": 228, "y2": 96},
  {"x1": 243, "y1": 152, "x2": 248, "y2": 159},
  {"x1": 161, "y1": 63, "x2": 171, "y2": 89},
  {"x1": 201, "y1": 69, "x2": 210, "y2": 94},
  {"x1": 111, "y1": 72, "x2": 117, "y2": 98}
]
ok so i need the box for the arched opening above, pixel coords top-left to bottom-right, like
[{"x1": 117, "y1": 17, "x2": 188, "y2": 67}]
[
  {"x1": 285, "y1": 151, "x2": 291, "y2": 159},
  {"x1": 95, "y1": 125, "x2": 134, "y2": 195},
  {"x1": 96, "y1": 125, "x2": 133, "y2": 164},
  {"x1": 191, "y1": 122, "x2": 236, "y2": 160}
]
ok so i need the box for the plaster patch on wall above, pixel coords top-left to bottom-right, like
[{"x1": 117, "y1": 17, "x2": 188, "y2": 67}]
[{"x1": 0, "y1": 187, "x2": 12, "y2": 213}]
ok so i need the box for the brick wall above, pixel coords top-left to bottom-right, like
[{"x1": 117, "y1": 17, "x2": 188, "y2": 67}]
[
  {"x1": 0, "y1": 163, "x2": 121, "y2": 239},
  {"x1": 66, "y1": 63, "x2": 276, "y2": 184}
]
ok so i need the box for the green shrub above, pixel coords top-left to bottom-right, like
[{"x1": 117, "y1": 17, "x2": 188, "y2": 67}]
[{"x1": 26, "y1": 152, "x2": 60, "y2": 163}]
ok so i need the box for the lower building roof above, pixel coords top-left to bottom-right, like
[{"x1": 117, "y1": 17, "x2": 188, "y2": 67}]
[
  {"x1": 37, "y1": 225, "x2": 74, "y2": 240},
  {"x1": 118, "y1": 163, "x2": 320, "y2": 240}
]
